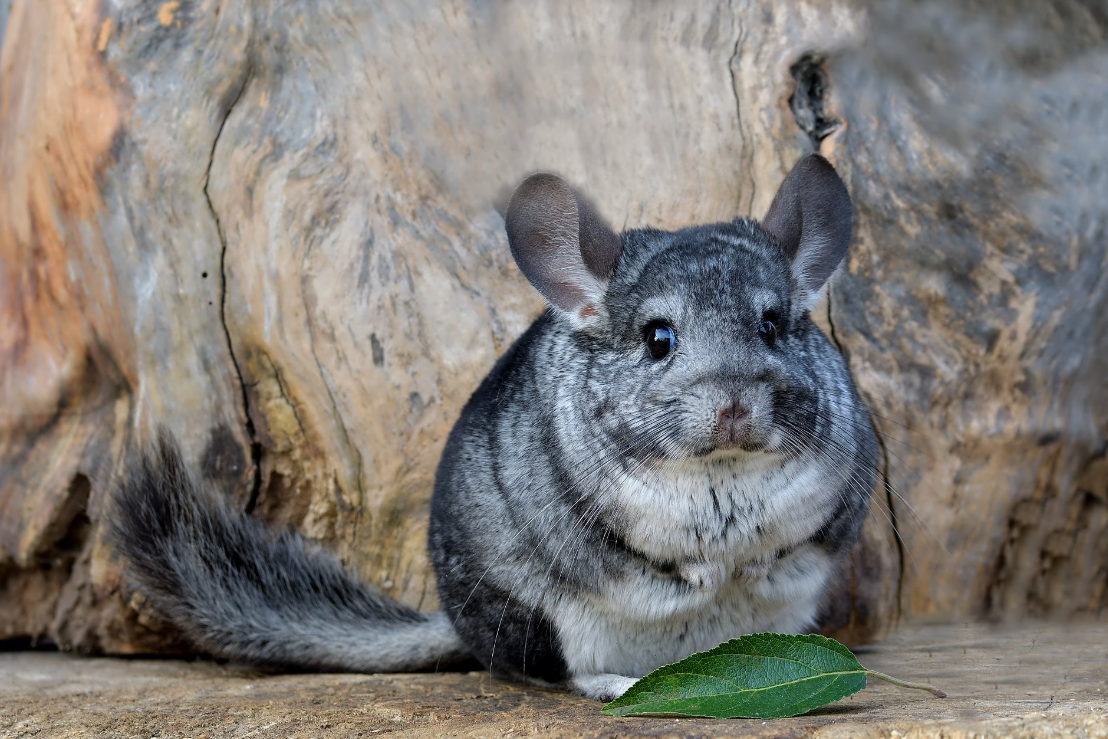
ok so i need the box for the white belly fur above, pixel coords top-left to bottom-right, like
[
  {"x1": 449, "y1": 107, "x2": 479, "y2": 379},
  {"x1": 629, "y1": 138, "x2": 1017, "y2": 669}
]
[
  {"x1": 553, "y1": 451, "x2": 838, "y2": 678},
  {"x1": 553, "y1": 546, "x2": 831, "y2": 677}
]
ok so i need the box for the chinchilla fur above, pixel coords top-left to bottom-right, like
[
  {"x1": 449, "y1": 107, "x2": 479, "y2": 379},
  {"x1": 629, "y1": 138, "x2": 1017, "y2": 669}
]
[{"x1": 111, "y1": 154, "x2": 878, "y2": 701}]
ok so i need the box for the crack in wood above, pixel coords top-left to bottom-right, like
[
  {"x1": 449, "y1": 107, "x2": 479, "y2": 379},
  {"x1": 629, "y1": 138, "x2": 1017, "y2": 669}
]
[
  {"x1": 202, "y1": 59, "x2": 262, "y2": 513},
  {"x1": 727, "y1": 0, "x2": 756, "y2": 213}
]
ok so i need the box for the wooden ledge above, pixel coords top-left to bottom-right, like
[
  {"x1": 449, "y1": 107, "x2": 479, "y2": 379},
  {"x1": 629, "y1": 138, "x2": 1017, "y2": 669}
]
[{"x1": 1, "y1": 622, "x2": 1104, "y2": 738}]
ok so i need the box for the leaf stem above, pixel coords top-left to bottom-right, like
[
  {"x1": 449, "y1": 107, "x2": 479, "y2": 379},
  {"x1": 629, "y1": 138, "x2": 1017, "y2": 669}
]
[{"x1": 864, "y1": 670, "x2": 947, "y2": 698}]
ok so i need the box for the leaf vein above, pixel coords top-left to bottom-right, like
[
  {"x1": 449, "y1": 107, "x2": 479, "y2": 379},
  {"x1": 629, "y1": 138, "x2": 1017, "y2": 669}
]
[{"x1": 634, "y1": 669, "x2": 862, "y2": 699}]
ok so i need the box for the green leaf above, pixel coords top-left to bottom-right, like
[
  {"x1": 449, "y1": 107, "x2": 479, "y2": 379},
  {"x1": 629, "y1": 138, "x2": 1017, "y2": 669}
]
[{"x1": 603, "y1": 633, "x2": 895, "y2": 719}]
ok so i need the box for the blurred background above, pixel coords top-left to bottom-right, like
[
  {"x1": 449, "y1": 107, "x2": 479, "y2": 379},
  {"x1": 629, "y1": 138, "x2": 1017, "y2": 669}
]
[{"x1": 0, "y1": 0, "x2": 1104, "y2": 656}]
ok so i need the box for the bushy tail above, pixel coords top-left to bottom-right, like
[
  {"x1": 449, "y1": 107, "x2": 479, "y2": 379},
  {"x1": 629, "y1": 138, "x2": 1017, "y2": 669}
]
[{"x1": 109, "y1": 432, "x2": 471, "y2": 672}]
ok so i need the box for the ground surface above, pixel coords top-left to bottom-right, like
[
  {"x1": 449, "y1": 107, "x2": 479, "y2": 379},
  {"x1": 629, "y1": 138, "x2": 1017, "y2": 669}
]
[{"x1": 1, "y1": 622, "x2": 1105, "y2": 738}]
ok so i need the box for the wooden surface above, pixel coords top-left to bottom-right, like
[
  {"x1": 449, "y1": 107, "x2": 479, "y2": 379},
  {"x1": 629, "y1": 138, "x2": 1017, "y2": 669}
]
[
  {"x1": 829, "y1": 0, "x2": 1108, "y2": 623},
  {"x1": 1, "y1": 622, "x2": 1105, "y2": 738},
  {"x1": 1, "y1": 0, "x2": 1105, "y2": 654}
]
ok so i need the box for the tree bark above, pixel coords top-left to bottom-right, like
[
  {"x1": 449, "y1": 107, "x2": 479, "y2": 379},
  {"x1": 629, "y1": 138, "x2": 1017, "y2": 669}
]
[{"x1": 0, "y1": 0, "x2": 1104, "y2": 655}]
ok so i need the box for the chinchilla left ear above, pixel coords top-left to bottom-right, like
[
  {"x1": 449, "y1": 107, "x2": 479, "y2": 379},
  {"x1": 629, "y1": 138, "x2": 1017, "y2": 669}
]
[
  {"x1": 505, "y1": 173, "x2": 622, "y2": 327},
  {"x1": 761, "y1": 154, "x2": 853, "y2": 310}
]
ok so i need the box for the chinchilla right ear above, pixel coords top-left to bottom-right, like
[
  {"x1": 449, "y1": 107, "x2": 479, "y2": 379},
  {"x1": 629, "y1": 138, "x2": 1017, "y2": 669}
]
[
  {"x1": 505, "y1": 173, "x2": 623, "y2": 328},
  {"x1": 760, "y1": 154, "x2": 853, "y2": 311}
]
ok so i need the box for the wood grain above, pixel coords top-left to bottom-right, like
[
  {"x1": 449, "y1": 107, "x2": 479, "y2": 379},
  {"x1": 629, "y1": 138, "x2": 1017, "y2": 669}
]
[
  {"x1": 0, "y1": 0, "x2": 1103, "y2": 655},
  {"x1": 0, "y1": 622, "x2": 1105, "y2": 737}
]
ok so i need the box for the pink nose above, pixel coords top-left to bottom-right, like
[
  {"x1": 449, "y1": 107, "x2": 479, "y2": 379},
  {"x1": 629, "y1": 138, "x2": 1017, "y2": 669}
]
[{"x1": 718, "y1": 402, "x2": 749, "y2": 443}]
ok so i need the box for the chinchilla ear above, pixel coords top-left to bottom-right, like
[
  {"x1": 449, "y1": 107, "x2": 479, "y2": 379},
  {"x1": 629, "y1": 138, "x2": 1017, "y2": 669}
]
[
  {"x1": 505, "y1": 173, "x2": 622, "y2": 326},
  {"x1": 761, "y1": 154, "x2": 853, "y2": 309}
]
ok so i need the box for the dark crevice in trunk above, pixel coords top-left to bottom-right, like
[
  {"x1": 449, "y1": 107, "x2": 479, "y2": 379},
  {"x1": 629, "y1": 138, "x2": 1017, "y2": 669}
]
[
  {"x1": 789, "y1": 52, "x2": 841, "y2": 151},
  {"x1": 203, "y1": 60, "x2": 263, "y2": 513}
]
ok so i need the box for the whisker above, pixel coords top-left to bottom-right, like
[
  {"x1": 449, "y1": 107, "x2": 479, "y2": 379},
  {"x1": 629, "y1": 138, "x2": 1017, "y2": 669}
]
[
  {"x1": 774, "y1": 398, "x2": 955, "y2": 563},
  {"x1": 773, "y1": 417, "x2": 946, "y2": 573}
]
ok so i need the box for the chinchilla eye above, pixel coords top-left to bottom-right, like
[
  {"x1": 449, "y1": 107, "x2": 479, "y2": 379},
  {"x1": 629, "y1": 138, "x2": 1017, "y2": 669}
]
[
  {"x1": 644, "y1": 321, "x2": 676, "y2": 359},
  {"x1": 759, "y1": 311, "x2": 778, "y2": 345}
]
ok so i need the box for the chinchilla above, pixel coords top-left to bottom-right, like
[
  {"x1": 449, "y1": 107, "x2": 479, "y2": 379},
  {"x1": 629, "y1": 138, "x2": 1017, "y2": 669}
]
[{"x1": 111, "y1": 153, "x2": 878, "y2": 701}]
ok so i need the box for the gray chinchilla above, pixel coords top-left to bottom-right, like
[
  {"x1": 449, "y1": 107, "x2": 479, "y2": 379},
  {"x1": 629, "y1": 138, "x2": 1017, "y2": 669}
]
[{"x1": 111, "y1": 154, "x2": 878, "y2": 701}]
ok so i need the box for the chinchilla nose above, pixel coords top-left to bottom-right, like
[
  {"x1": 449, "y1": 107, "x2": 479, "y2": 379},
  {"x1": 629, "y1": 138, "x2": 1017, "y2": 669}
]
[{"x1": 717, "y1": 401, "x2": 749, "y2": 445}]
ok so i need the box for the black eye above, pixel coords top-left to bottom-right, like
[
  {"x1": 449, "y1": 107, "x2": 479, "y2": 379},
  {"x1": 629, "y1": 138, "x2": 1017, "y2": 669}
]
[
  {"x1": 644, "y1": 321, "x2": 676, "y2": 359},
  {"x1": 759, "y1": 312, "x2": 778, "y2": 345}
]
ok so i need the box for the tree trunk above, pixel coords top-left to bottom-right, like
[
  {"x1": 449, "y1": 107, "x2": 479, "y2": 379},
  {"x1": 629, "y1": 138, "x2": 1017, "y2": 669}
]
[{"x1": 1, "y1": 0, "x2": 1104, "y2": 655}]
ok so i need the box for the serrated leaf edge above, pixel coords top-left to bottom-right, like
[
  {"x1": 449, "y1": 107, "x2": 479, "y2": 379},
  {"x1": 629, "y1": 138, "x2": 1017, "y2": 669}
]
[
  {"x1": 709, "y1": 632, "x2": 859, "y2": 663},
  {"x1": 664, "y1": 632, "x2": 859, "y2": 664},
  {"x1": 605, "y1": 632, "x2": 861, "y2": 710},
  {"x1": 602, "y1": 667, "x2": 866, "y2": 717},
  {"x1": 604, "y1": 633, "x2": 868, "y2": 719}
]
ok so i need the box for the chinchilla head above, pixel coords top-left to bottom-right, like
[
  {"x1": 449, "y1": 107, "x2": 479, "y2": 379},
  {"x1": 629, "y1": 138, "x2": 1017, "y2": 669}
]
[{"x1": 505, "y1": 154, "x2": 854, "y2": 461}]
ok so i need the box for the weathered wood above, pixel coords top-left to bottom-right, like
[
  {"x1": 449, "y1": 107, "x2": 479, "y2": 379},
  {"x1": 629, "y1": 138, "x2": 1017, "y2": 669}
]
[
  {"x1": 827, "y1": 0, "x2": 1108, "y2": 620},
  {"x1": 1, "y1": 0, "x2": 254, "y2": 652},
  {"x1": 0, "y1": 0, "x2": 1104, "y2": 655},
  {"x1": 0, "y1": 622, "x2": 1105, "y2": 737}
]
